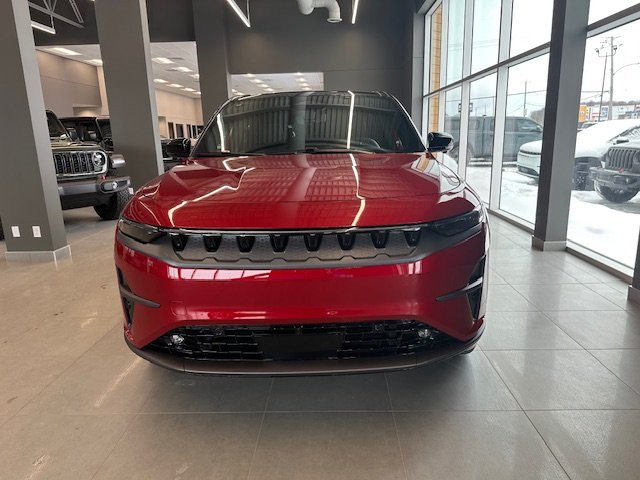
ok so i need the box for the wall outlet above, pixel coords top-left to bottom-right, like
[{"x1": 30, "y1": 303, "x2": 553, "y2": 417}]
[
  {"x1": 32, "y1": 226, "x2": 41, "y2": 238},
  {"x1": 11, "y1": 226, "x2": 20, "y2": 238}
]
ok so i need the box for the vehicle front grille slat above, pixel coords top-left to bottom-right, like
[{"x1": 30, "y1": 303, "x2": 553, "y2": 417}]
[
  {"x1": 147, "y1": 321, "x2": 454, "y2": 362},
  {"x1": 172, "y1": 228, "x2": 427, "y2": 264},
  {"x1": 606, "y1": 148, "x2": 639, "y2": 171},
  {"x1": 53, "y1": 150, "x2": 104, "y2": 176}
]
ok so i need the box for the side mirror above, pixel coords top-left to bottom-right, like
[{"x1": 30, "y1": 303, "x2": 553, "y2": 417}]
[
  {"x1": 427, "y1": 132, "x2": 454, "y2": 153},
  {"x1": 67, "y1": 128, "x2": 79, "y2": 141},
  {"x1": 165, "y1": 137, "x2": 191, "y2": 158},
  {"x1": 615, "y1": 137, "x2": 630, "y2": 145}
]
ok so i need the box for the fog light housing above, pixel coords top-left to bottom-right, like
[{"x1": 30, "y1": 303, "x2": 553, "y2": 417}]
[{"x1": 170, "y1": 334, "x2": 185, "y2": 345}]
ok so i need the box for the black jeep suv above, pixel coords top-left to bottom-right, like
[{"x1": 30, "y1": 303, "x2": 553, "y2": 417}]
[
  {"x1": 0, "y1": 111, "x2": 130, "y2": 241},
  {"x1": 60, "y1": 116, "x2": 181, "y2": 172},
  {"x1": 591, "y1": 141, "x2": 640, "y2": 203}
]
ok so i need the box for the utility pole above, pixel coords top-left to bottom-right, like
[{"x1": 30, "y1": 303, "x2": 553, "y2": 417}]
[
  {"x1": 523, "y1": 80, "x2": 528, "y2": 117},
  {"x1": 596, "y1": 36, "x2": 620, "y2": 121}
]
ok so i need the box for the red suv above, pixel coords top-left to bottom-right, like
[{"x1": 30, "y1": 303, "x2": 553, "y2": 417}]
[{"x1": 115, "y1": 91, "x2": 489, "y2": 375}]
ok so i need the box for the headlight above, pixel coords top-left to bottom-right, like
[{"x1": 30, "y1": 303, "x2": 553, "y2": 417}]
[
  {"x1": 430, "y1": 206, "x2": 484, "y2": 237},
  {"x1": 92, "y1": 151, "x2": 107, "y2": 167},
  {"x1": 118, "y1": 218, "x2": 165, "y2": 243}
]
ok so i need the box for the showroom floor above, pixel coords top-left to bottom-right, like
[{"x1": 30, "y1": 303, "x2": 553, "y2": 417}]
[{"x1": 1, "y1": 209, "x2": 640, "y2": 480}]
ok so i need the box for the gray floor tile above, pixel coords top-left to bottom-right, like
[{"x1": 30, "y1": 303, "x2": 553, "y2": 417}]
[
  {"x1": 545, "y1": 310, "x2": 640, "y2": 349},
  {"x1": 19, "y1": 355, "x2": 158, "y2": 415},
  {"x1": 93, "y1": 413, "x2": 262, "y2": 480},
  {"x1": 480, "y1": 311, "x2": 581, "y2": 350},
  {"x1": 513, "y1": 283, "x2": 622, "y2": 311},
  {"x1": 528, "y1": 410, "x2": 640, "y2": 480},
  {"x1": 583, "y1": 282, "x2": 635, "y2": 309},
  {"x1": 486, "y1": 284, "x2": 539, "y2": 312},
  {"x1": 141, "y1": 371, "x2": 272, "y2": 413},
  {"x1": 248, "y1": 412, "x2": 405, "y2": 480},
  {"x1": 486, "y1": 350, "x2": 640, "y2": 410},
  {"x1": 492, "y1": 262, "x2": 580, "y2": 285},
  {"x1": 0, "y1": 413, "x2": 132, "y2": 480},
  {"x1": 386, "y1": 352, "x2": 519, "y2": 411},
  {"x1": 591, "y1": 349, "x2": 640, "y2": 394},
  {"x1": 0, "y1": 355, "x2": 76, "y2": 416},
  {"x1": 395, "y1": 411, "x2": 568, "y2": 480},
  {"x1": 267, "y1": 373, "x2": 390, "y2": 411}
]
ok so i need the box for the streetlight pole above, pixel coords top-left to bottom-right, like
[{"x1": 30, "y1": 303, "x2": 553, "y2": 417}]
[{"x1": 595, "y1": 37, "x2": 620, "y2": 121}]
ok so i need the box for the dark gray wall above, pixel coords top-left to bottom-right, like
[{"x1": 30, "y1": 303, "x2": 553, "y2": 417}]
[
  {"x1": 34, "y1": 0, "x2": 416, "y2": 110},
  {"x1": 225, "y1": 0, "x2": 414, "y2": 108}
]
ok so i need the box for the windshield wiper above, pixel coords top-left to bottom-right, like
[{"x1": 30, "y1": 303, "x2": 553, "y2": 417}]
[{"x1": 194, "y1": 152, "x2": 266, "y2": 157}]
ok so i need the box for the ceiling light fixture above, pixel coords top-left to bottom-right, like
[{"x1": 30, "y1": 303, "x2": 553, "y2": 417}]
[
  {"x1": 303, "y1": 87, "x2": 312, "y2": 91},
  {"x1": 266, "y1": 88, "x2": 275, "y2": 92},
  {"x1": 183, "y1": 88, "x2": 196, "y2": 92},
  {"x1": 195, "y1": 91, "x2": 202, "y2": 95},
  {"x1": 152, "y1": 57, "x2": 174, "y2": 65},
  {"x1": 31, "y1": 20, "x2": 56, "y2": 34},
  {"x1": 190, "y1": 74, "x2": 200, "y2": 79},
  {"x1": 154, "y1": 78, "x2": 168, "y2": 83},
  {"x1": 168, "y1": 83, "x2": 184, "y2": 88},
  {"x1": 352, "y1": 0, "x2": 360, "y2": 24},
  {"x1": 174, "y1": 66, "x2": 192, "y2": 73},
  {"x1": 88, "y1": 59, "x2": 103, "y2": 66},
  {"x1": 297, "y1": 78, "x2": 307, "y2": 82},
  {"x1": 48, "y1": 47, "x2": 81, "y2": 56},
  {"x1": 225, "y1": 0, "x2": 251, "y2": 28},
  {"x1": 245, "y1": 73, "x2": 255, "y2": 77},
  {"x1": 251, "y1": 79, "x2": 262, "y2": 83}
]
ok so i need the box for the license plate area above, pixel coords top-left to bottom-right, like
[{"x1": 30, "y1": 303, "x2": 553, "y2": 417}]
[{"x1": 256, "y1": 333, "x2": 345, "y2": 361}]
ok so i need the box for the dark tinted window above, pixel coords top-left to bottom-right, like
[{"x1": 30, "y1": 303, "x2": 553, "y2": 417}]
[
  {"x1": 195, "y1": 92, "x2": 425, "y2": 155},
  {"x1": 47, "y1": 111, "x2": 67, "y2": 137}
]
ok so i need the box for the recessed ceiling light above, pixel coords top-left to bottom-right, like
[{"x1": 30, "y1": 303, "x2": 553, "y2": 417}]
[
  {"x1": 190, "y1": 74, "x2": 200, "y2": 79},
  {"x1": 301, "y1": 83, "x2": 310, "y2": 87},
  {"x1": 88, "y1": 59, "x2": 103, "y2": 66},
  {"x1": 251, "y1": 79, "x2": 262, "y2": 83},
  {"x1": 154, "y1": 78, "x2": 168, "y2": 83},
  {"x1": 259, "y1": 84, "x2": 268, "y2": 88},
  {"x1": 48, "y1": 47, "x2": 81, "y2": 56},
  {"x1": 195, "y1": 91, "x2": 202, "y2": 95},
  {"x1": 297, "y1": 78, "x2": 307, "y2": 82},
  {"x1": 183, "y1": 88, "x2": 196, "y2": 92},
  {"x1": 152, "y1": 57, "x2": 174, "y2": 64},
  {"x1": 296, "y1": 72, "x2": 303, "y2": 76},
  {"x1": 303, "y1": 87, "x2": 312, "y2": 91},
  {"x1": 245, "y1": 73, "x2": 255, "y2": 77},
  {"x1": 352, "y1": 0, "x2": 360, "y2": 24},
  {"x1": 174, "y1": 66, "x2": 192, "y2": 73},
  {"x1": 266, "y1": 88, "x2": 275, "y2": 92},
  {"x1": 232, "y1": 89, "x2": 238, "y2": 93},
  {"x1": 168, "y1": 83, "x2": 184, "y2": 88},
  {"x1": 31, "y1": 21, "x2": 55, "y2": 34}
]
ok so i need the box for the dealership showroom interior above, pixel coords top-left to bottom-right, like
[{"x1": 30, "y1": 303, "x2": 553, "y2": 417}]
[{"x1": 4, "y1": 0, "x2": 640, "y2": 478}]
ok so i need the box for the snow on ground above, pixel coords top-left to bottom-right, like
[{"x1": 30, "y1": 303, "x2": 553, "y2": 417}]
[{"x1": 463, "y1": 164, "x2": 640, "y2": 268}]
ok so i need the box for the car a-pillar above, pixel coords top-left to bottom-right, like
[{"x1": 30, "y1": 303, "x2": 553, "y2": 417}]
[{"x1": 0, "y1": 0, "x2": 70, "y2": 262}]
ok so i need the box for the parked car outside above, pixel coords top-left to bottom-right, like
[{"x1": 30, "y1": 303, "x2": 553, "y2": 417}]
[
  {"x1": 516, "y1": 119, "x2": 640, "y2": 190},
  {"x1": 0, "y1": 111, "x2": 131, "y2": 240},
  {"x1": 446, "y1": 116, "x2": 542, "y2": 163},
  {"x1": 590, "y1": 140, "x2": 640, "y2": 203},
  {"x1": 114, "y1": 91, "x2": 489, "y2": 375},
  {"x1": 60, "y1": 116, "x2": 181, "y2": 172}
]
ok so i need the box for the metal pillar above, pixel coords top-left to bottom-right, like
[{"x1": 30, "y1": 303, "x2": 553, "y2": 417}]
[
  {"x1": 94, "y1": 0, "x2": 163, "y2": 190},
  {"x1": 193, "y1": 0, "x2": 231, "y2": 122},
  {"x1": 0, "y1": 0, "x2": 70, "y2": 262},
  {"x1": 532, "y1": 0, "x2": 590, "y2": 251}
]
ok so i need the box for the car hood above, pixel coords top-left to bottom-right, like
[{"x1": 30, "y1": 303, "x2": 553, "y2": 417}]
[
  {"x1": 125, "y1": 153, "x2": 479, "y2": 229},
  {"x1": 50, "y1": 138, "x2": 104, "y2": 152},
  {"x1": 520, "y1": 134, "x2": 625, "y2": 159}
]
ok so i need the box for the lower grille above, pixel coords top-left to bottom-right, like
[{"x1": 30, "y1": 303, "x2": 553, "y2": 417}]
[
  {"x1": 606, "y1": 147, "x2": 639, "y2": 171},
  {"x1": 146, "y1": 321, "x2": 453, "y2": 362}
]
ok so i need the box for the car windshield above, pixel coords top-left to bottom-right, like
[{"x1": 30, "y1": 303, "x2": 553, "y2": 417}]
[
  {"x1": 47, "y1": 111, "x2": 68, "y2": 138},
  {"x1": 194, "y1": 92, "x2": 425, "y2": 156},
  {"x1": 576, "y1": 120, "x2": 640, "y2": 143}
]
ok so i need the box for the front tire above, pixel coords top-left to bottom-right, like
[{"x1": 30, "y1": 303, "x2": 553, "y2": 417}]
[
  {"x1": 595, "y1": 183, "x2": 639, "y2": 203},
  {"x1": 94, "y1": 190, "x2": 130, "y2": 220}
]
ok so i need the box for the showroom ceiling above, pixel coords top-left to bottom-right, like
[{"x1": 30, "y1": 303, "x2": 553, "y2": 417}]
[{"x1": 37, "y1": 41, "x2": 324, "y2": 99}]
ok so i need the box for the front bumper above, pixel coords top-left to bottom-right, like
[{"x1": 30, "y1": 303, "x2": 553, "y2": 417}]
[
  {"x1": 591, "y1": 167, "x2": 640, "y2": 190},
  {"x1": 516, "y1": 151, "x2": 540, "y2": 177},
  {"x1": 115, "y1": 225, "x2": 488, "y2": 375},
  {"x1": 59, "y1": 176, "x2": 130, "y2": 209}
]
